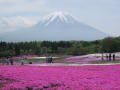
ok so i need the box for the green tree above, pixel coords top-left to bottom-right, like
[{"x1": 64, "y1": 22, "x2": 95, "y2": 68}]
[
  {"x1": 101, "y1": 37, "x2": 118, "y2": 53},
  {"x1": 68, "y1": 44, "x2": 87, "y2": 56},
  {"x1": 101, "y1": 37, "x2": 119, "y2": 60}
]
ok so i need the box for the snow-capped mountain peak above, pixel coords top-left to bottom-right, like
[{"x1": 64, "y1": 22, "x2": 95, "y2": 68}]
[
  {"x1": 42, "y1": 11, "x2": 77, "y2": 26},
  {"x1": 46, "y1": 11, "x2": 67, "y2": 21}
]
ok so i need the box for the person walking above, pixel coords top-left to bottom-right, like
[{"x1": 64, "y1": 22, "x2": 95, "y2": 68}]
[
  {"x1": 49, "y1": 56, "x2": 53, "y2": 63},
  {"x1": 106, "y1": 54, "x2": 108, "y2": 60},
  {"x1": 109, "y1": 53, "x2": 112, "y2": 61},
  {"x1": 113, "y1": 54, "x2": 115, "y2": 61},
  {"x1": 6, "y1": 57, "x2": 9, "y2": 65},
  {"x1": 21, "y1": 59, "x2": 24, "y2": 65},
  {"x1": 9, "y1": 57, "x2": 14, "y2": 65}
]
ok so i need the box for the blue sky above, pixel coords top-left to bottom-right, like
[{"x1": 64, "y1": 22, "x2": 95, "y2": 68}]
[{"x1": 0, "y1": 0, "x2": 120, "y2": 36}]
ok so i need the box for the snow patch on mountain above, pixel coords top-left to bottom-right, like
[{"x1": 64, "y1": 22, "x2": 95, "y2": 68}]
[{"x1": 42, "y1": 11, "x2": 78, "y2": 26}]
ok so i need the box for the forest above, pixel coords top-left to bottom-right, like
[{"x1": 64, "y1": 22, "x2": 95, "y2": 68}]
[{"x1": 0, "y1": 37, "x2": 120, "y2": 58}]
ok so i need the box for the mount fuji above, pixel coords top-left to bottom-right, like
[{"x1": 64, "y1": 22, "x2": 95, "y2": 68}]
[{"x1": 1, "y1": 11, "x2": 109, "y2": 42}]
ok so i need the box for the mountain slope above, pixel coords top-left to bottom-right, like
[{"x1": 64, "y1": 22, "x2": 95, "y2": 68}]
[{"x1": 0, "y1": 11, "x2": 109, "y2": 42}]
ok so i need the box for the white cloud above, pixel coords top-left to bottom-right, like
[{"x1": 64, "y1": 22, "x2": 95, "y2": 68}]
[
  {"x1": 0, "y1": 0, "x2": 47, "y2": 33},
  {"x1": 2, "y1": 16, "x2": 37, "y2": 27},
  {"x1": 0, "y1": 16, "x2": 39, "y2": 33}
]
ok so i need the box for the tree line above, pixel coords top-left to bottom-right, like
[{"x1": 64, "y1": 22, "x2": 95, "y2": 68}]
[{"x1": 0, "y1": 37, "x2": 120, "y2": 58}]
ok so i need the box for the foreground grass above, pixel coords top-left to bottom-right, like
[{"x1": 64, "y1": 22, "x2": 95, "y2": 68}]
[{"x1": 91, "y1": 60, "x2": 120, "y2": 64}]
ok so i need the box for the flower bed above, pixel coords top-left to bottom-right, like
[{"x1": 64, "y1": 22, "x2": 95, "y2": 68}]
[{"x1": 1, "y1": 65, "x2": 120, "y2": 90}]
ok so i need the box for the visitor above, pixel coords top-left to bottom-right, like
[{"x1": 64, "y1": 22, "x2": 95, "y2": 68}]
[
  {"x1": 9, "y1": 57, "x2": 14, "y2": 65},
  {"x1": 29, "y1": 61, "x2": 32, "y2": 64},
  {"x1": 6, "y1": 57, "x2": 9, "y2": 65},
  {"x1": 113, "y1": 54, "x2": 115, "y2": 61},
  {"x1": 21, "y1": 59, "x2": 24, "y2": 65},
  {"x1": 109, "y1": 53, "x2": 112, "y2": 61},
  {"x1": 49, "y1": 56, "x2": 53, "y2": 63},
  {"x1": 47, "y1": 56, "x2": 51, "y2": 63},
  {"x1": 106, "y1": 54, "x2": 108, "y2": 60}
]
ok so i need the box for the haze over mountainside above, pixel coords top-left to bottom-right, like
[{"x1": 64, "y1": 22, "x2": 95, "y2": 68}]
[{"x1": 0, "y1": 11, "x2": 109, "y2": 42}]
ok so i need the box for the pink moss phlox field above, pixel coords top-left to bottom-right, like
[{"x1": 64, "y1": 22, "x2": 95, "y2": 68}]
[{"x1": 1, "y1": 65, "x2": 120, "y2": 90}]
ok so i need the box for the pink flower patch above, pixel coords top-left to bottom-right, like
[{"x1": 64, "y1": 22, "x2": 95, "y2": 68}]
[{"x1": 0, "y1": 65, "x2": 120, "y2": 90}]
